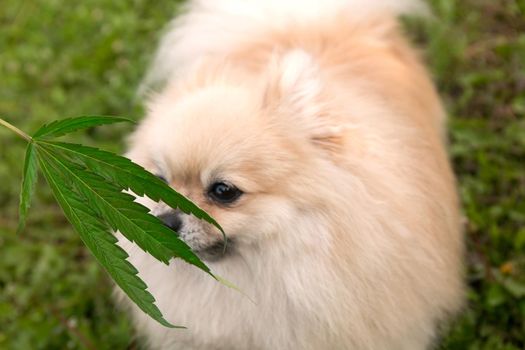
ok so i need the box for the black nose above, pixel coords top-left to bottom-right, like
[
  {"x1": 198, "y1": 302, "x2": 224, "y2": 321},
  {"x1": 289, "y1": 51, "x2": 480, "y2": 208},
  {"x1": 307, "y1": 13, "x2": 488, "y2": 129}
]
[{"x1": 157, "y1": 211, "x2": 182, "y2": 233}]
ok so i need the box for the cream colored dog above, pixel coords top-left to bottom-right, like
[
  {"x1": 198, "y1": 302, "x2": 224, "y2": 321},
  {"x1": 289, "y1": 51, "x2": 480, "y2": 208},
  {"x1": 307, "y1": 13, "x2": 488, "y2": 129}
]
[{"x1": 116, "y1": 0, "x2": 465, "y2": 349}]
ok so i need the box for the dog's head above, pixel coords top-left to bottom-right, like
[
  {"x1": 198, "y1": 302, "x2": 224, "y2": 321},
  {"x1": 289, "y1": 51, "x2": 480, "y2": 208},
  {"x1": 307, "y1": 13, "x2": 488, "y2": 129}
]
[{"x1": 127, "y1": 51, "x2": 348, "y2": 261}]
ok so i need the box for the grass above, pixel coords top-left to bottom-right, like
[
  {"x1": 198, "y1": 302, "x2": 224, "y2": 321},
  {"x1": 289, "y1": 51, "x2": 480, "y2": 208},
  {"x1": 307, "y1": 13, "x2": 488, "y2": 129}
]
[{"x1": 0, "y1": 0, "x2": 524, "y2": 349}]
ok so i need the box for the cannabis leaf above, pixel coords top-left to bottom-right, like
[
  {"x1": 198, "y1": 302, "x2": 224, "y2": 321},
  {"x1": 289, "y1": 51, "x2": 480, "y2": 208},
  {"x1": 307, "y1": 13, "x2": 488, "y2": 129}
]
[
  {"x1": 0, "y1": 116, "x2": 224, "y2": 328},
  {"x1": 33, "y1": 115, "x2": 133, "y2": 138},
  {"x1": 17, "y1": 143, "x2": 38, "y2": 233},
  {"x1": 38, "y1": 140, "x2": 221, "y2": 230}
]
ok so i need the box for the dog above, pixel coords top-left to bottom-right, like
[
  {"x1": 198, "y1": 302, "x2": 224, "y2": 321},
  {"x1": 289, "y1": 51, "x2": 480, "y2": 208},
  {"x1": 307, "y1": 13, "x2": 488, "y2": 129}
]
[{"x1": 116, "y1": 0, "x2": 465, "y2": 349}]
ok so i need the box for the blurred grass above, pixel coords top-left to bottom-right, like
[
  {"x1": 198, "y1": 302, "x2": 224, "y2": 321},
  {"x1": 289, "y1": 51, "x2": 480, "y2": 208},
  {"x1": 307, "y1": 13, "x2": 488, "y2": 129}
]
[
  {"x1": 0, "y1": 1, "x2": 177, "y2": 348},
  {"x1": 404, "y1": 1, "x2": 525, "y2": 348},
  {"x1": 0, "y1": 0, "x2": 524, "y2": 349}
]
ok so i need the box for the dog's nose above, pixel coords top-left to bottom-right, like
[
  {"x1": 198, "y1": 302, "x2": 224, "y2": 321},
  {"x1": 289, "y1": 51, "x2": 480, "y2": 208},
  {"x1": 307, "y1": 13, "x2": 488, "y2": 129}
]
[{"x1": 157, "y1": 211, "x2": 182, "y2": 233}]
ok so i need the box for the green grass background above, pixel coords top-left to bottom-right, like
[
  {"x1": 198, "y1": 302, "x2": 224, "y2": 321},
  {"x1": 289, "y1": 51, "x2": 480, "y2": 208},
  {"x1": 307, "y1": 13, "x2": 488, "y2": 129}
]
[{"x1": 0, "y1": 0, "x2": 524, "y2": 349}]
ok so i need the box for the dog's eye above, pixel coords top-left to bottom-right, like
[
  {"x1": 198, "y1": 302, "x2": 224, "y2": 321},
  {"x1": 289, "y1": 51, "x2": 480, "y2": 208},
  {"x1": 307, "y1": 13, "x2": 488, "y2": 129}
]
[{"x1": 208, "y1": 182, "x2": 242, "y2": 204}]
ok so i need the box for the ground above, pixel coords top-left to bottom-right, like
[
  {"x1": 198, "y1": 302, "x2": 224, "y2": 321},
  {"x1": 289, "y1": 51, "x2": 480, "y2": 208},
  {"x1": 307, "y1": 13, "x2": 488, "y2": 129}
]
[{"x1": 0, "y1": 0, "x2": 524, "y2": 349}]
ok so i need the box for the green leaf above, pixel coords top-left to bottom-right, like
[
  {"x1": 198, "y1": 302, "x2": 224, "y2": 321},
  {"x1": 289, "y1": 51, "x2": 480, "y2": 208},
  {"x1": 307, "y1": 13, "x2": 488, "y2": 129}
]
[
  {"x1": 486, "y1": 284, "x2": 506, "y2": 308},
  {"x1": 502, "y1": 279, "x2": 525, "y2": 298},
  {"x1": 37, "y1": 144, "x2": 210, "y2": 274},
  {"x1": 38, "y1": 140, "x2": 223, "y2": 233},
  {"x1": 37, "y1": 155, "x2": 179, "y2": 328},
  {"x1": 3, "y1": 116, "x2": 227, "y2": 328},
  {"x1": 17, "y1": 142, "x2": 38, "y2": 233},
  {"x1": 33, "y1": 116, "x2": 133, "y2": 139}
]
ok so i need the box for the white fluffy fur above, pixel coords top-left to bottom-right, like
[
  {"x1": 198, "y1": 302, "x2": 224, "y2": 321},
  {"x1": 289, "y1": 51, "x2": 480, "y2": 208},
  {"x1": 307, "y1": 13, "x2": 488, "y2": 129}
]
[
  {"x1": 139, "y1": 0, "x2": 427, "y2": 94},
  {"x1": 116, "y1": 1, "x2": 464, "y2": 349}
]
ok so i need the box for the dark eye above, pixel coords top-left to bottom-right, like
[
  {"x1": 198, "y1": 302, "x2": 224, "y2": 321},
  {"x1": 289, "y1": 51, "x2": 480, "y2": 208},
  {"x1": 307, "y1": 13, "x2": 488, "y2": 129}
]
[{"x1": 208, "y1": 182, "x2": 242, "y2": 204}]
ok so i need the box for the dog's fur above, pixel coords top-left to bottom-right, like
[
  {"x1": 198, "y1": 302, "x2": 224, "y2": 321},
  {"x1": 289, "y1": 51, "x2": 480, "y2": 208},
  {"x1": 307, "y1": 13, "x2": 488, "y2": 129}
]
[{"x1": 116, "y1": 1, "x2": 465, "y2": 349}]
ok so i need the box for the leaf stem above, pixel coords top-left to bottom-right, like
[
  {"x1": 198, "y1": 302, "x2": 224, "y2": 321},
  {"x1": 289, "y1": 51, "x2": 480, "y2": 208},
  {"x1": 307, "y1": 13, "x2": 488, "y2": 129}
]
[{"x1": 0, "y1": 117, "x2": 32, "y2": 142}]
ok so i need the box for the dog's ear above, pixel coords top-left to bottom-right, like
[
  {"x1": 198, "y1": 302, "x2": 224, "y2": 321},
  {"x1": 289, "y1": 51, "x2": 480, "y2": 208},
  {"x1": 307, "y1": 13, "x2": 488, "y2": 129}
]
[
  {"x1": 263, "y1": 50, "x2": 321, "y2": 118},
  {"x1": 263, "y1": 50, "x2": 346, "y2": 153}
]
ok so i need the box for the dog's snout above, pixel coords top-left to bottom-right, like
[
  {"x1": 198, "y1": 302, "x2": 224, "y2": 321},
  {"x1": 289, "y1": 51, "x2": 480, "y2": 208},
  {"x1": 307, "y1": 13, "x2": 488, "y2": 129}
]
[{"x1": 157, "y1": 211, "x2": 182, "y2": 233}]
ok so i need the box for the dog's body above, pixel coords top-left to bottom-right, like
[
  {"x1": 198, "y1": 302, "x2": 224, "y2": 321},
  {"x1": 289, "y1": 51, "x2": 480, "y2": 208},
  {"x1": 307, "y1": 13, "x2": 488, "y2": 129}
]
[{"x1": 116, "y1": 1, "x2": 464, "y2": 349}]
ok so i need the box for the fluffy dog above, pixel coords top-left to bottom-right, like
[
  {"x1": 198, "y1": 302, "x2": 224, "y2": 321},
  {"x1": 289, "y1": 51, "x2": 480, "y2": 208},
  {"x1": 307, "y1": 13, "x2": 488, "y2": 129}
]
[{"x1": 116, "y1": 0, "x2": 465, "y2": 349}]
